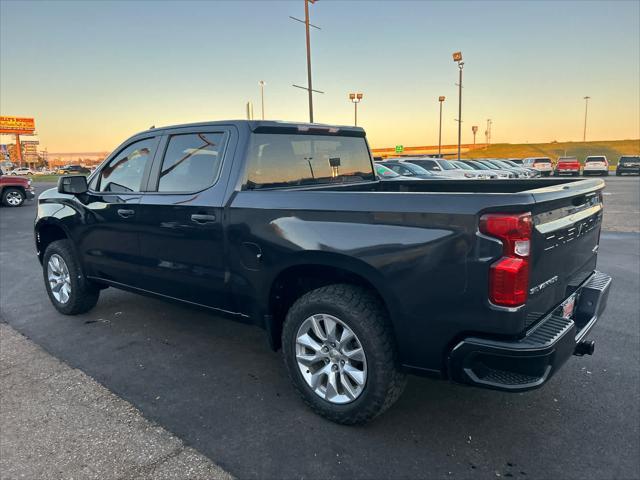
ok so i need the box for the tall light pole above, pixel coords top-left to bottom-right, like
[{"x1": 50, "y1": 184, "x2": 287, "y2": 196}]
[
  {"x1": 438, "y1": 96, "x2": 445, "y2": 156},
  {"x1": 258, "y1": 80, "x2": 266, "y2": 120},
  {"x1": 453, "y1": 51, "x2": 464, "y2": 160},
  {"x1": 349, "y1": 92, "x2": 363, "y2": 126},
  {"x1": 583, "y1": 96, "x2": 591, "y2": 142},
  {"x1": 290, "y1": 0, "x2": 322, "y2": 123}
]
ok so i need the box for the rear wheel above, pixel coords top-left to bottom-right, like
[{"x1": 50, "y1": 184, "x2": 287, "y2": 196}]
[
  {"x1": 282, "y1": 284, "x2": 406, "y2": 425},
  {"x1": 43, "y1": 239, "x2": 100, "y2": 315},
  {"x1": 2, "y1": 188, "x2": 25, "y2": 207}
]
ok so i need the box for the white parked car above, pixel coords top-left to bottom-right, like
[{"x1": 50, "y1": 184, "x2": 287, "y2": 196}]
[
  {"x1": 10, "y1": 167, "x2": 35, "y2": 176},
  {"x1": 583, "y1": 156, "x2": 609, "y2": 176},
  {"x1": 522, "y1": 157, "x2": 553, "y2": 176}
]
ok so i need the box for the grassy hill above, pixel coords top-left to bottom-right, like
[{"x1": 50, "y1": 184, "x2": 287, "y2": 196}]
[{"x1": 461, "y1": 139, "x2": 639, "y2": 165}]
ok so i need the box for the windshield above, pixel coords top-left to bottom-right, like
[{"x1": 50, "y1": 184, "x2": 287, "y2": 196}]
[
  {"x1": 533, "y1": 158, "x2": 551, "y2": 164},
  {"x1": 482, "y1": 160, "x2": 505, "y2": 169},
  {"x1": 465, "y1": 161, "x2": 489, "y2": 170},
  {"x1": 620, "y1": 156, "x2": 640, "y2": 164},
  {"x1": 493, "y1": 160, "x2": 515, "y2": 169},
  {"x1": 504, "y1": 161, "x2": 520, "y2": 167},
  {"x1": 375, "y1": 164, "x2": 400, "y2": 177},
  {"x1": 586, "y1": 157, "x2": 606, "y2": 162},
  {"x1": 437, "y1": 159, "x2": 458, "y2": 170},
  {"x1": 403, "y1": 163, "x2": 431, "y2": 175},
  {"x1": 453, "y1": 161, "x2": 473, "y2": 170}
]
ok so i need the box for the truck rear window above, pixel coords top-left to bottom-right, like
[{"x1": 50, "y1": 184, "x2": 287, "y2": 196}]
[{"x1": 245, "y1": 134, "x2": 375, "y2": 189}]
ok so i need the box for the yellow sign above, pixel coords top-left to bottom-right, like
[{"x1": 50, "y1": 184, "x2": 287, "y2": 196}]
[{"x1": 0, "y1": 116, "x2": 35, "y2": 132}]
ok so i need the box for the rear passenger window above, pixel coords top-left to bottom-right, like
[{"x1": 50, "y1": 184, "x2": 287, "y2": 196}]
[
  {"x1": 245, "y1": 133, "x2": 374, "y2": 189},
  {"x1": 97, "y1": 138, "x2": 156, "y2": 193},
  {"x1": 157, "y1": 133, "x2": 226, "y2": 192}
]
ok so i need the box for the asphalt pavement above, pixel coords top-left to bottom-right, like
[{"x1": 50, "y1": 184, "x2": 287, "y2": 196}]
[
  {"x1": 1, "y1": 177, "x2": 639, "y2": 479},
  {"x1": 1, "y1": 323, "x2": 231, "y2": 480}
]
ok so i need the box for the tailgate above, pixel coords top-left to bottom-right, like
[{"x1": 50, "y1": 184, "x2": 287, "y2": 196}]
[{"x1": 524, "y1": 179, "x2": 605, "y2": 327}]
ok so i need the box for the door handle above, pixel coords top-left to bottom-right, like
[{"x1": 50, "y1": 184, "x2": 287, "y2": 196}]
[
  {"x1": 191, "y1": 214, "x2": 217, "y2": 224},
  {"x1": 117, "y1": 209, "x2": 135, "y2": 218}
]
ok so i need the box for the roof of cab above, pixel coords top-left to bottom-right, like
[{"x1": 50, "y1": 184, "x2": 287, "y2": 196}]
[{"x1": 135, "y1": 120, "x2": 366, "y2": 137}]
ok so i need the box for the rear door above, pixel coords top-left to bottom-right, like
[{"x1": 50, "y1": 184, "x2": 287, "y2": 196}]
[{"x1": 136, "y1": 127, "x2": 237, "y2": 311}]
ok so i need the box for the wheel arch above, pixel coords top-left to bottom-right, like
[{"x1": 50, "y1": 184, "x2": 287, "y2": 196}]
[
  {"x1": 35, "y1": 218, "x2": 71, "y2": 264},
  {"x1": 265, "y1": 252, "x2": 401, "y2": 351}
]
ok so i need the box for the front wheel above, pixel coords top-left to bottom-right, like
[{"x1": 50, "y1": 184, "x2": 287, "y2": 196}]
[
  {"x1": 282, "y1": 284, "x2": 406, "y2": 425},
  {"x1": 2, "y1": 188, "x2": 25, "y2": 207},
  {"x1": 43, "y1": 239, "x2": 100, "y2": 315}
]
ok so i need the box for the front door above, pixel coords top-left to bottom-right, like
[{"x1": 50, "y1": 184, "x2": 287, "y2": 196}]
[
  {"x1": 78, "y1": 136, "x2": 158, "y2": 286},
  {"x1": 136, "y1": 128, "x2": 234, "y2": 311}
]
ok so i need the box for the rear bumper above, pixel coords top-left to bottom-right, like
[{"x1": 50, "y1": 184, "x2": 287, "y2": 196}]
[
  {"x1": 617, "y1": 167, "x2": 640, "y2": 174},
  {"x1": 448, "y1": 271, "x2": 611, "y2": 392}
]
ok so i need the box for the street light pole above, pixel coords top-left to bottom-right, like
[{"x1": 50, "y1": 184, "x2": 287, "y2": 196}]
[
  {"x1": 349, "y1": 92, "x2": 363, "y2": 126},
  {"x1": 453, "y1": 51, "x2": 464, "y2": 160},
  {"x1": 583, "y1": 96, "x2": 591, "y2": 142},
  {"x1": 472, "y1": 125, "x2": 478, "y2": 145},
  {"x1": 438, "y1": 96, "x2": 445, "y2": 156},
  {"x1": 258, "y1": 80, "x2": 266, "y2": 120},
  {"x1": 304, "y1": 0, "x2": 314, "y2": 123}
]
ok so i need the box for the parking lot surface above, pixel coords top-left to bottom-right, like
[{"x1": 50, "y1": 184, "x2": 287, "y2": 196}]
[
  {"x1": 1, "y1": 177, "x2": 639, "y2": 479},
  {"x1": 0, "y1": 323, "x2": 231, "y2": 480}
]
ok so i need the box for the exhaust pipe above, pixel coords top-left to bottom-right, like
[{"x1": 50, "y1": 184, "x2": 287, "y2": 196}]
[{"x1": 574, "y1": 340, "x2": 595, "y2": 356}]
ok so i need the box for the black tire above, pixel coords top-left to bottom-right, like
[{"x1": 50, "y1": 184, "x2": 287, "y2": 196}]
[
  {"x1": 42, "y1": 239, "x2": 100, "y2": 315},
  {"x1": 282, "y1": 284, "x2": 406, "y2": 425},
  {"x1": 1, "y1": 188, "x2": 25, "y2": 207}
]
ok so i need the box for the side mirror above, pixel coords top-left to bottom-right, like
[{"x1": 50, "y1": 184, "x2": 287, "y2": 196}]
[
  {"x1": 433, "y1": 166, "x2": 441, "y2": 171},
  {"x1": 58, "y1": 175, "x2": 88, "y2": 195}
]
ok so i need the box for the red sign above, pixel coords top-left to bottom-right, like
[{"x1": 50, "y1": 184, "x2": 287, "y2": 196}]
[{"x1": 0, "y1": 116, "x2": 35, "y2": 133}]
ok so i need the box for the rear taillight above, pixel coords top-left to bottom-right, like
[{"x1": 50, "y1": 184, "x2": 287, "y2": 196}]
[{"x1": 479, "y1": 212, "x2": 532, "y2": 307}]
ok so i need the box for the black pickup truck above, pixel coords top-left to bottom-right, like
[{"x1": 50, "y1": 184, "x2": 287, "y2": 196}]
[{"x1": 35, "y1": 121, "x2": 611, "y2": 424}]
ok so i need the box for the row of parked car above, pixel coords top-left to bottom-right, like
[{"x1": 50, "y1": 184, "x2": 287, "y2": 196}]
[
  {"x1": 375, "y1": 157, "x2": 546, "y2": 181},
  {"x1": 528, "y1": 155, "x2": 640, "y2": 176},
  {"x1": 374, "y1": 155, "x2": 640, "y2": 181},
  {"x1": 6, "y1": 164, "x2": 92, "y2": 176}
]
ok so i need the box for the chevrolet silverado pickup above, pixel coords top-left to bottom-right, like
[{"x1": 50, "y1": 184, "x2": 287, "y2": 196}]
[{"x1": 34, "y1": 121, "x2": 611, "y2": 424}]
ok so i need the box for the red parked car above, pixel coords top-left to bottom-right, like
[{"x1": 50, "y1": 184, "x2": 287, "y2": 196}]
[
  {"x1": 0, "y1": 168, "x2": 36, "y2": 207},
  {"x1": 555, "y1": 157, "x2": 581, "y2": 176}
]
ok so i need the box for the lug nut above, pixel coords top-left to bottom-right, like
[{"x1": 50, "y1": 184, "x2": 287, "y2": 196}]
[
  {"x1": 331, "y1": 364, "x2": 338, "y2": 372},
  {"x1": 340, "y1": 360, "x2": 345, "y2": 366},
  {"x1": 321, "y1": 346, "x2": 328, "y2": 353}
]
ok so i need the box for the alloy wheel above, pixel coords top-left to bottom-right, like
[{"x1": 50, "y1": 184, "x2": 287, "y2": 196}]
[
  {"x1": 5, "y1": 191, "x2": 23, "y2": 206},
  {"x1": 47, "y1": 254, "x2": 71, "y2": 304},
  {"x1": 295, "y1": 313, "x2": 367, "y2": 404}
]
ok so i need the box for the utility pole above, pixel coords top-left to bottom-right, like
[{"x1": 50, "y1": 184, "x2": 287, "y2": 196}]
[
  {"x1": 438, "y1": 96, "x2": 445, "y2": 156},
  {"x1": 583, "y1": 96, "x2": 591, "y2": 142},
  {"x1": 453, "y1": 51, "x2": 464, "y2": 160},
  {"x1": 258, "y1": 80, "x2": 266, "y2": 120},
  {"x1": 290, "y1": 0, "x2": 323, "y2": 123},
  {"x1": 485, "y1": 119, "x2": 492, "y2": 145},
  {"x1": 349, "y1": 93, "x2": 363, "y2": 126}
]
